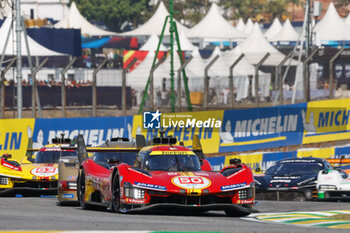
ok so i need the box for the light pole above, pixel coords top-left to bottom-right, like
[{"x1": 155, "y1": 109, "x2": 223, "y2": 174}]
[{"x1": 16, "y1": 0, "x2": 23, "y2": 118}]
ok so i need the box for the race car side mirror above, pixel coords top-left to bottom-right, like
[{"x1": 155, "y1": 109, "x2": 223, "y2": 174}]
[
  {"x1": 2, "y1": 154, "x2": 12, "y2": 159},
  {"x1": 229, "y1": 158, "x2": 241, "y2": 166},
  {"x1": 255, "y1": 167, "x2": 261, "y2": 173}
]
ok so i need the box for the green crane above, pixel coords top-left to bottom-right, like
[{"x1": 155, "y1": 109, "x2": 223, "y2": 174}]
[{"x1": 138, "y1": 0, "x2": 192, "y2": 114}]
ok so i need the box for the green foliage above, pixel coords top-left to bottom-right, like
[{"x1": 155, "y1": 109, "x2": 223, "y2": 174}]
[
  {"x1": 71, "y1": 0, "x2": 148, "y2": 32},
  {"x1": 264, "y1": 0, "x2": 289, "y2": 19}
]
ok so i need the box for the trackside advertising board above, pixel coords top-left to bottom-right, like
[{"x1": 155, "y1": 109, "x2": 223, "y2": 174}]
[
  {"x1": 219, "y1": 103, "x2": 306, "y2": 152},
  {"x1": 31, "y1": 117, "x2": 133, "y2": 148},
  {"x1": 0, "y1": 119, "x2": 35, "y2": 161},
  {"x1": 1, "y1": 99, "x2": 350, "y2": 161}
]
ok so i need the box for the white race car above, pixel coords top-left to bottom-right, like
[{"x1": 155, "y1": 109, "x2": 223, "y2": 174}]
[{"x1": 317, "y1": 168, "x2": 350, "y2": 199}]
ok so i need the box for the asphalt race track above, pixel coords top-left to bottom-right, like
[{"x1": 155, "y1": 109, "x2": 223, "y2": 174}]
[{"x1": 0, "y1": 197, "x2": 350, "y2": 233}]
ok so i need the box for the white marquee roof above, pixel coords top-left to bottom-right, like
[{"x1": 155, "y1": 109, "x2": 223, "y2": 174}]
[
  {"x1": 185, "y1": 48, "x2": 206, "y2": 78},
  {"x1": 121, "y1": 1, "x2": 189, "y2": 36},
  {"x1": 264, "y1": 18, "x2": 282, "y2": 40},
  {"x1": 345, "y1": 13, "x2": 350, "y2": 26},
  {"x1": 240, "y1": 23, "x2": 297, "y2": 66},
  {"x1": 0, "y1": 15, "x2": 64, "y2": 56},
  {"x1": 244, "y1": 18, "x2": 254, "y2": 35},
  {"x1": 314, "y1": 2, "x2": 350, "y2": 41},
  {"x1": 174, "y1": 33, "x2": 197, "y2": 51},
  {"x1": 54, "y1": 2, "x2": 117, "y2": 36},
  {"x1": 235, "y1": 18, "x2": 245, "y2": 32},
  {"x1": 140, "y1": 33, "x2": 167, "y2": 51},
  {"x1": 186, "y1": 3, "x2": 245, "y2": 40},
  {"x1": 270, "y1": 19, "x2": 299, "y2": 42}
]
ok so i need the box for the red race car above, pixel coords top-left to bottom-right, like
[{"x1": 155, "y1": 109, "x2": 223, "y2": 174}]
[{"x1": 77, "y1": 134, "x2": 255, "y2": 217}]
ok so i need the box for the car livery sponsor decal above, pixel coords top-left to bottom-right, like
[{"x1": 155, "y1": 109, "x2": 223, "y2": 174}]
[
  {"x1": 31, "y1": 167, "x2": 58, "y2": 177},
  {"x1": 172, "y1": 176, "x2": 211, "y2": 190},
  {"x1": 133, "y1": 182, "x2": 167, "y2": 191},
  {"x1": 270, "y1": 179, "x2": 291, "y2": 183},
  {"x1": 221, "y1": 182, "x2": 247, "y2": 191},
  {"x1": 63, "y1": 194, "x2": 74, "y2": 199}
]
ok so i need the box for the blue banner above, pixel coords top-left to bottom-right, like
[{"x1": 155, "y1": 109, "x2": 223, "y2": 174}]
[
  {"x1": 32, "y1": 117, "x2": 133, "y2": 148},
  {"x1": 206, "y1": 156, "x2": 225, "y2": 171},
  {"x1": 219, "y1": 103, "x2": 307, "y2": 152}
]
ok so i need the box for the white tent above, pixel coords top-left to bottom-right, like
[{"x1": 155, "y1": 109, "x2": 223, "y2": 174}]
[
  {"x1": 345, "y1": 13, "x2": 350, "y2": 26},
  {"x1": 127, "y1": 51, "x2": 157, "y2": 88},
  {"x1": 54, "y1": 2, "x2": 117, "y2": 36},
  {"x1": 244, "y1": 18, "x2": 254, "y2": 35},
  {"x1": 205, "y1": 46, "x2": 221, "y2": 64},
  {"x1": 174, "y1": 33, "x2": 197, "y2": 51},
  {"x1": 153, "y1": 52, "x2": 196, "y2": 82},
  {"x1": 236, "y1": 18, "x2": 245, "y2": 32},
  {"x1": 314, "y1": 2, "x2": 350, "y2": 41},
  {"x1": 0, "y1": 15, "x2": 63, "y2": 56},
  {"x1": 126, "y1": 51, "x2": 168, "y2": 104},
  {"x1": 121, "y1": 1, "x2": 189, "y2": 36},
  {"x1": 240, "y1": 23, "x2": 296, "y2": 66},
  {"x1": 183, "y1": 48, "x2": 206, "y2": 91},
  {"x1": 264, "y1": 18, "x2": 282, "y2": 40},
  {"x1": 270, "y1": 19, "x2": 299, "y2": 42},
  {"x1": 185, "y1": 48, "x2": 205, "y2": 78},
  {"x1": 140, "y1": 33, "x2": 167, "y2": 51},
  {"x1": 186, "y1": 3, "x2": 245, "y2": 40}
]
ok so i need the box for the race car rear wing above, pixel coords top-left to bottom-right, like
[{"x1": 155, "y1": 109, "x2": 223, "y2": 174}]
[
  {"x1": 76, "y1": 134, "x2": 141, "y2": 165},
  {"x1": 192, "y1": 134, "x2": 204, "y2": 160}
]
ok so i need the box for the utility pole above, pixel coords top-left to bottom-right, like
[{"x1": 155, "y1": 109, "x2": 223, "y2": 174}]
[
  {"x1": 304, "y1": 0, "x2": 312, "y2": 102},
  {"x1": 169, "y1": 0, "x2": 175, "y2": 112},
  {"x1": 16, "y1": 0, "x2": 23, "y2": 118}
]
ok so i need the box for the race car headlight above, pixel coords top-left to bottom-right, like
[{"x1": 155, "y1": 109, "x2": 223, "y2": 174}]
[
  {"x1": 124, "y1": 187, "x2": 145, "y2": 199},
  {"x1": 318, "y1": 185, "x2": 337, "y2": 191},
  {"x1": 123, "y1": 182, "x2": 145, "y2": 199},
  {"x1": 238, "y1": 188, "x2": 254, "y2": 200},
  {"x1": 0, "y1": 176, "x2": 8, "y2": 185}
]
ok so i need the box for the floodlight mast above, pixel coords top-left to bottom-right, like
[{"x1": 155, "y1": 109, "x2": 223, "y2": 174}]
[
  {"x1": 16, "y1": 0, "x2": 23, "y2": 118},
  {"x1": 138, "y1": 0, "x2": 192, "y2": 114}
]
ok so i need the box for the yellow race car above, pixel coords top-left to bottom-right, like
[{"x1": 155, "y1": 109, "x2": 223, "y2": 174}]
[{"x1": 0, "y1": 138, "x2": 77, "y2": 196}]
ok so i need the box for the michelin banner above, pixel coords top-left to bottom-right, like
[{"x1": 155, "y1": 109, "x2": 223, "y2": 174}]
[
  {"x1": 0, "y1": 119, "x2": 35, "y2": 161},
  {"x1": 219, "y1": 103, "x2": 306, "y2": 152},
  {"x1": 31, "y1": 117, "x2": 134, "y2": 148}
]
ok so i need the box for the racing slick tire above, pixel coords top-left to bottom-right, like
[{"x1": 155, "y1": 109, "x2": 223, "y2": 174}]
[
  {"x1": 77, "y1": 169, "x2": 94, "y2": 210},
  {"x1": 111, "y1": 172, "x2": 121, "y2": 213}
]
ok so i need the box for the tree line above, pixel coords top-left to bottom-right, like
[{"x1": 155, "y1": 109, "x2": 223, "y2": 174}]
[{"x1": 72, "y1": 0, "x2": 349, "y2": 33}]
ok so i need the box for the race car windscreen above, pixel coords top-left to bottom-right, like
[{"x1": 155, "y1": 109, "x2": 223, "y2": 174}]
[
  {"x1": 35, "y1": 150, "x2": 77, "y2": 163},
  {"x1": 92, "y1": 152, "x2": 137, "y2": 165},
  {"x1": 145, "y1": 154, "x2": 201, "y2": 171},
  {"x1": 266, "y1": 162, "x2": 325, "y2": 175}
]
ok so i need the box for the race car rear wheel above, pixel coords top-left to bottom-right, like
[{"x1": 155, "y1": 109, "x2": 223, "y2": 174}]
[
  {"x1": 304, "y1": 189, "x2": 314, "y2": 201},
  {"x1": 111, "y1": 173, "x2": 121, "y2": 213},
  {"x1": 77, "y1": 169, "x2": 92, "y2": 210}
]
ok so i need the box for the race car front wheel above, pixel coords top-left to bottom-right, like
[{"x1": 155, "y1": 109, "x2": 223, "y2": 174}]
[
  {"x1": 77, "y1": 169, "x2": 92, "y2": 210},
  {"x1": 111, "y1": 172, "x2": 121, "y2": 213}
]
